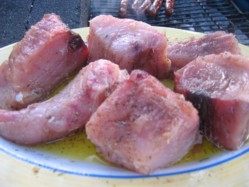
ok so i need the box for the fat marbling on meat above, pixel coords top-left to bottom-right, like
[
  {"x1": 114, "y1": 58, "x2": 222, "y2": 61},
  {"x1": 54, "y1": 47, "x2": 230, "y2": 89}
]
[
  {"x1": 88, "y1": 15, "x2": 170, "y2": 79},
  {"x1": 86, "y1": 70, "x2": 199, "y2": 174},
  {"x1": 0, "y1": 13, "x2": 88, "y2": 110},
  {"x1": 168, "y1": 31, "x2": 240, "y2": 73},
  {"x1": 0, "y1": 60, "x2": 128, "y2": 145},
  {"x1": 174, "y1": 53, "x2": 249, "y2": 150}
]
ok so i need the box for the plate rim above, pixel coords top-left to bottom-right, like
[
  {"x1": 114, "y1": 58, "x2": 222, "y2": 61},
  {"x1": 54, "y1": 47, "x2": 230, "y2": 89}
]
[
  {"x1": 0, "y1": 26, "x2": 249, "y2": 179},
  {"x1": 0, "y1": 139, "x2": 249, "y2": 178}
]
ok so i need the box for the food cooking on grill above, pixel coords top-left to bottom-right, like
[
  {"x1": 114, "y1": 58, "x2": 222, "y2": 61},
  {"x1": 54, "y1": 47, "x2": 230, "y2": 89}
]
[
  {"x1": 147, "y1": 0, "x2": 164, "y2": 17},
  {"x1": 120, "y1": 0, "x2": 175, "y2": 17},
  {"x1": 86, "y1": 70, "x2": 199, "y2": 174},
  {"x1": 0, "y1": 14, "x2": 88, "y2": 110},
  {"x1": 0, "y1": 13, "x2": 248, "y2": 175},
  {"x1": 165, "y1": 0, "x2": 175, "y2": 16},
  {"x1": 174, "y1": 53, "x2": 249, "y2": 150},
  {"x1": 168, "y1": 31, "x2": 240, "y2": 73},
  {"x1": 119, "y1": 0, "x2": 130, "y2": 18},
  {"x1": 88, "y1": 15, "x2": 170, "y2": 79},
  {"x1": 0, "y1": 60, "x2": 128, "y2": 145}
]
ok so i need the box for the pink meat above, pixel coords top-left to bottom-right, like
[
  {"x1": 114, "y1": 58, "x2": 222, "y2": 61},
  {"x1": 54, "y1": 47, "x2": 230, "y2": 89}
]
[
  {"x1": 86, "y1": 70, "x2": 199, "y2": 174},
  {"x1": 0, "y1": 60, "x2": 128, "y2": 145},
  {"x1": 168, "y1": 31, "x2": 240, "y2": 72},
  {"x1": 0, "y1": 13, "x2": 88, "y2": 110},
  {"x1": 88, "y1": 15, "x2": 170, "y2": 79},
  {"x1": 174, "y1": 53, "x2": 249, "y2": 150}
]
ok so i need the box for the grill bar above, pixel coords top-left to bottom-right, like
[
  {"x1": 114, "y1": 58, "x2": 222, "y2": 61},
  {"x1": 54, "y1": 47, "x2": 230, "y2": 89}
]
[{"x1": 89, "y1": 0, "x2": 249, "y2": 46}]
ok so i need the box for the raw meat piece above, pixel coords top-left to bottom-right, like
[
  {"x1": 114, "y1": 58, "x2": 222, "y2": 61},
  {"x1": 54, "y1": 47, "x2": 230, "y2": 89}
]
[
  {"x1": 174, "y1": 53, "x2": 249, "y2": 150},
  {"x1": 88, "y1": 15, "x2": 170, "y2": 79},
  {"x1": 168, "y1": 31, "x2": 240, "y2": 72},
  {"x1": 86, "y1": 70, "x2": 199, "y2": 174},
  {"x1": 0, "y1": 60, "x2": 128, "y2": 145},
  {"x1": 0, "y1": 13, "x2": 88, "y2": 110}
]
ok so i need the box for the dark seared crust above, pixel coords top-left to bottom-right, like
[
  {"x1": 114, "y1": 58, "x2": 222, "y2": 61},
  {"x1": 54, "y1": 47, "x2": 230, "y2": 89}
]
[
  {"x1": 69, "y1": 32, "x2": 83, "y2": 51},
  {"x1": 165, "y1": 0, "x2": 175, "y2": 16},
  {"x1": 147, "y1": 0, "x2": 163, "y2": 17},
  {"x1": 0, "y1": 14, "x2": 88, "y2": 110},
  {"x1": 185, "y1": 92, "x2": 214, "y2": 135}
]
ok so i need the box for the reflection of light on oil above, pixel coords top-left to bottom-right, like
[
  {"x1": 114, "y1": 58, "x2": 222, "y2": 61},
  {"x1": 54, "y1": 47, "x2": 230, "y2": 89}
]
[
  {"x1": 177, "y1": 139, "x2": 221, "y2": 165},
  {"x1": 162, "y1": 79, "x2": 174, "y2": 90},
  {"x1": 33, "y1": 130, "x2": 103, "y2": 164},
  {"x1": 84, "y1": 155, "x2": 110, "y2": 165},
  {"x1": 32, "y1": 79, "x2": 221, "y2": 169},
  {"x1": 33, "y1": 129, "x2": 221, "y2": 168}
]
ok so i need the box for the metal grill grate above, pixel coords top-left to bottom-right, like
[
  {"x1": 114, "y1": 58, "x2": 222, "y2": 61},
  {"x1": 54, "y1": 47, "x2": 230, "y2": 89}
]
[{"x1": 89, "y1": 0, "x2": 249, "y2": 46}]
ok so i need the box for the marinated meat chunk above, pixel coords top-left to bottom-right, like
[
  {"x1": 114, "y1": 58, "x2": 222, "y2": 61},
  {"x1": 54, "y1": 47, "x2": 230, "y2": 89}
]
[
  {"x1": 168, "y1": 31, "x2": 240, "y2": 72},
  {"x1": 0, "y1": 60, "x2": 128, "y2": 145},
  {"x1": 86, "y1": 70, "x2": 199, "y2": 174},
  {"x1": 174, "y1": 53, "x2": 249, "y2": 150},
  {"x1": 88, "y1": 15, "x2": 170, "y2": 79},
  {"x1": 0, "y1": 13, "x2": 88, "y2": 110}
]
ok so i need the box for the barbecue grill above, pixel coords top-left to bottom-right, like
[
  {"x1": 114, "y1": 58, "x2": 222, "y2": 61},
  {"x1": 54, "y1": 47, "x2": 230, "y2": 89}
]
[
  {"x1": 84, "y1": 0, "x2": 249, "y2": 46},
  {"x1": 0, "y1": 0, "x2": 248, "y2": 47}
]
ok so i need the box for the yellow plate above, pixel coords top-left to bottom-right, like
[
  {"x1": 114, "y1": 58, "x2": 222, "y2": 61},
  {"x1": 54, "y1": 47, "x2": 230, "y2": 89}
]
[{"x1": 0, "y1": 27, "x2": 249, "y2": 187}]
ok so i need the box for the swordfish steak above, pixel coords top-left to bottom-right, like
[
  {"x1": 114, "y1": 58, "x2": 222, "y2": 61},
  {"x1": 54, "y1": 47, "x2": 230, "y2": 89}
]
[
  {"x1": 168, "y1": 31, "x2": 240, "y2": 72},
  {"x1": 0, "y1": 13, "x2": 88, "y2": 110},
  {"x1": 86, "y1": 70, "x2": 199, "y2": 174},
  {"x1": 174, "y1": 53, "x2": 249, "y2": 150},
  {"x1": 88, "y1": 15, "x2": 170, "y2": 79},
  {"x1": 0, "y1": 60, "x2": 128, "y2": 145}
]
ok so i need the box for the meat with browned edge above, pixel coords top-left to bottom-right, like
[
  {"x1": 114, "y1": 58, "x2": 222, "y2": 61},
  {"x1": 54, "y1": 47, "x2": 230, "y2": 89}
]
[
  {"x1": 147, "y1": 0, "x2": 164, "y2": 17},
  {"x1": 168, "y1": 31, "x2": 240, "y2": 73},
  {"x1": 0, "y1": 60, "x2": 128, "y2": 145},
  {"x1": 88, "y1": 15, "x2": 170, "y2": 79},
  {"x1": 86, "y1": 70, "x2": 199, "y2": 174},
  {"x1": 165, "y1": 0, "x2": 175, "y2": 16},
  {"x1": 0, "y1": 13, "x2": 88, "y2": 110},
  {"x1": 174, "y1": 53, "x2": 249, "y2": 150}
]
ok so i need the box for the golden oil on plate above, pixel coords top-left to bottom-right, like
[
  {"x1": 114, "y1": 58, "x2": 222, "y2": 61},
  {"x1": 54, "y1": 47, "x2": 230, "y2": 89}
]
[{"x1": 0, "y1": 27, "x2": 249, "y2": 187}]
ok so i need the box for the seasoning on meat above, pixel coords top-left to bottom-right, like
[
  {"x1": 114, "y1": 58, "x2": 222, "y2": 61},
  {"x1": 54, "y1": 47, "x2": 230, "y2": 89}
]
[
  {"x1": 86, "y1": 70, "x2": 199, "y2": 174},
  {"x1": 0, "y1": 13, "x2": 88, "y2": 110},
  {"x1": 88, "y1": 15, "x2": 171, "y2": 79},
  {"x1": 174, "y1": 53, "x2": 249, "y2": 150},
  {"x1": 0, "y1": 60, "x2": 129, "y2": 145}
]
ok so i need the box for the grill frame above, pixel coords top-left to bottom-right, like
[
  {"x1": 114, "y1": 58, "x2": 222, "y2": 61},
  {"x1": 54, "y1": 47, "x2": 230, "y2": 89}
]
[{"x1": 88, "y1": 0, "x2": 249, "y2": 46}]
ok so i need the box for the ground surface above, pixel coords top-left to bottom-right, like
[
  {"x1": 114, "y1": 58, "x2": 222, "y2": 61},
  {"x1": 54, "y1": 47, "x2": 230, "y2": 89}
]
[{"x1": 0, "y1": 0, "x2": 85, "y2": 47}]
